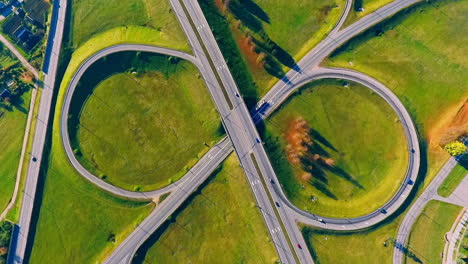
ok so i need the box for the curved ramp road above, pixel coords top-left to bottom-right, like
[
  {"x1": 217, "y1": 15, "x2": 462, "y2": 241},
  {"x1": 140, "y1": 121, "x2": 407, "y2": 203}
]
[
  {"x1": 60, "y1": 44, "x2": 212, "y2": 200},
  {"x1": 258, "y1": 67, "x2": 420, "y2": 230}
]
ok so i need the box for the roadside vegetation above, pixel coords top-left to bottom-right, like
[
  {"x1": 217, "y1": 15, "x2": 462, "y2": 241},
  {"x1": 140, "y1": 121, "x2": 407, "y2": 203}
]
[
  {"x1": 199, "y1": 0, "x2": 345, "y2": 107},
  {"x1": 325, "y1": 0, "x2": 468, "y2": 188},
  {"x1": 405, "y1": 201, "x2": 461, "y2": 264},
  {"x1": 134, "y1": 154, "x2": 278, "y2": 264},
  {"x1": 71, "y1": 51, "x2": 222, "y2": 190},
  {"x1": 0, "y1": 221, "x2": 13, "y2": 264},
  {"x1": 457, "y1": 228, "x2": 468, "y2": 263},
  {"x1": 262, "y1": 79, "x2": 407, "y2": 218},
  {"x1": 438, "y1": 164, "x2": 468, "y2": 197}
]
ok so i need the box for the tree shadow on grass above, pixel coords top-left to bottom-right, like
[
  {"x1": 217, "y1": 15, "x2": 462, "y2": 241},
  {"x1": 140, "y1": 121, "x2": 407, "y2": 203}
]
[{"x1": 226, "y1": 0, "x2": 299, "y2": 75}]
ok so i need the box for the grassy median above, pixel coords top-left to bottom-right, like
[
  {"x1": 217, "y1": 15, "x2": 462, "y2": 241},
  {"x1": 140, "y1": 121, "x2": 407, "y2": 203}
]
[
  {"x1": 134, "y1": 154, "x2": 278, "y2": 264},
  {"x1": 72, "y1": 51, "x2": 222, "y2": 191},
  {"x1": 262, "y1": 79, "x2": 407, "y2": 218},
  {"x1": 343, "y1": 0, "x2": 395, "y2": 27}
]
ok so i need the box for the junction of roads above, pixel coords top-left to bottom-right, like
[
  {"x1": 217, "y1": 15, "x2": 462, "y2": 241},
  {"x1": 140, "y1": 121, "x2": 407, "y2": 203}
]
[{"x1": 5, "y1": 0, "x2": 467, "y2": 263}]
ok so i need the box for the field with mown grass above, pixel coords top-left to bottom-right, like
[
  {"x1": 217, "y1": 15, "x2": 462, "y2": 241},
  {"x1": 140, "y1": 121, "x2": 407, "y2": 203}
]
[{"x1": 69, "y1": 0, "x2": 188, "y2": 50}]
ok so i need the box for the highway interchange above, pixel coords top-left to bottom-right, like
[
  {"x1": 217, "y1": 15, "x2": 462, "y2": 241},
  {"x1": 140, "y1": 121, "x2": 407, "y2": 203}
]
[{"x1": 6, "y1": 0, "x2": 465, "y2": 263}]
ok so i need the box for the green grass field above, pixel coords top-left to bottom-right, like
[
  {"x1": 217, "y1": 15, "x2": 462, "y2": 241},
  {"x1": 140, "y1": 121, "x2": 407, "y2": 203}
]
[
  {"x1": 325, "y1": 0, "x2": 468, "y2": 187},
  {"x1": 262, "y1": 79, "x2": 407, "y2": 218},
  {"x1": 135, "y1": 154, "x2": 278, "y2": 263},
  {"x1": 0, "y1": 90, "x2": 31, "y2": 216},
  {"x1": 302, "y1": 214, "x2": 403, "y2": 264},
  {"x1": 406, "y1": 201, "x2": 461, "y2": 264},
  {"x1": 199, "y1": 0, "x2": 345, "y2": 106},
  {"x1": 69, "y1": 0, "x2": 187, "y2": 50},
  {"x1": 72, "y1": 52, "x2": 221, "y2": 190},
  {"x1": 438, "y1": 164, "x2": 468, "y2": 197},
  {"x1": 0, "y1": 42, "x2": 17, "y2": 68}
]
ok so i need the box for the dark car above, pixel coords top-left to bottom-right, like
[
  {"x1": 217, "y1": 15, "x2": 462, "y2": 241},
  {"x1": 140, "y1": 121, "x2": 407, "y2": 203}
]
[
  {"x1": 297, "y1": 244, "x2": 302, "y2": 249},
  {"x1": 275, "y1": 202, "x2": 280, "y2": 207},
  {"x1": 256, "y1": 138, "x2": 261, "y2": 143}
]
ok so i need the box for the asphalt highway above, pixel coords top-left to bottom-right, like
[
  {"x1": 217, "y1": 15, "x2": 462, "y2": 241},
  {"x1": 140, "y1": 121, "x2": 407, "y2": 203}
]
[{"x1": 10, "y1": 0, "x2": 67, "y2": 263}]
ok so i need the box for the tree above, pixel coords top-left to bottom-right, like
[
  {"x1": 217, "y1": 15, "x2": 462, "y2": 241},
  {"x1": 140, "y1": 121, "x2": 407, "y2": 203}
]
[{"x1": 444, "y1": 141, "x2": 467, "y2": 156}]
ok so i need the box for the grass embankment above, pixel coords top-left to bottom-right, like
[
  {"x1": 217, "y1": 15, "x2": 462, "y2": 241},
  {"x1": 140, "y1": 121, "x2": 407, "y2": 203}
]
[
  {"x1": 342, "y1": 0, "x2": 395, "y2": 27},
  {"x1": 0, "y1": 90, "x2": 31, "y2": 215},
  {"x1": 438, "y1": 164, "x2": 468, "y2": 198},
  {"x1": 325, "y1": 0, "x2": 468, "y2": 189},
  {"x1": 135, "y1": 154, "x2": 278, "y2": 264},
  {"x1": 69, "y1": 0, "x2": 188, "y2": 50},
  {"x1": 73, "y1": 52, "x2": 222, "y2": 191},
  {"x1": 406, "y1": 201, "x2": 461, "y2": 264},
  {"x1": 262, "y1": 79, "x2": 407, "y2": 218},
  {"x1": 199, "y1": 0, "x2": 345, "y2": 107}
]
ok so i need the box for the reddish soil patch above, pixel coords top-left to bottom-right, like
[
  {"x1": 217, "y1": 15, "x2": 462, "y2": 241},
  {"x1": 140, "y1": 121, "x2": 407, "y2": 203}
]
[
  {"x1": 20, "y1": 71, "x2": 34, "y2": 83},
  {"x1": 235, "y1": 31, "x2": 263, "y2": 70},
  {"x1": 285, "y1": 117, "x2": 313, "y2": 165}
]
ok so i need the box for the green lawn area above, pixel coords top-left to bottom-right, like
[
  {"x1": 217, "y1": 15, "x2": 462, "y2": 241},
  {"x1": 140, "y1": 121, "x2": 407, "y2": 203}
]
[
  {"x1": 302, "y1": 214, "x2": 402, "y2": 264},
  {"x1": 325, "y1": 0, "x2": 468, "y2": 187},
  {"x1": 0, "y1": 90, "x2": 31, "y2": 215},
  {"x1": 262, "y1": 79, "x2": 407, "y2": 218},
  {"x1": 199, "y1": 0, "x2": 345, "y2": 107},
  {"x1": 69, "y1": 0, "x2": 188, "y2": 50},
  {"x1": 406, "y1": 201, "x2": 461, "y2": 264},
  {"x1": 438, "y1": 163, "x2": 467, "y2": 197},
  {"x1": 0, "y1": 42, "x2": 17, "y2": 68},
  {"x1": 72, "y1": 51, "x2": 222, "y2": 190},
  {"x1": 134, "y1": 154, "x2": 278, "y2": 264},
  {"x1": 343, "y1": 0, "x2": 395, "y2": 27}
]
